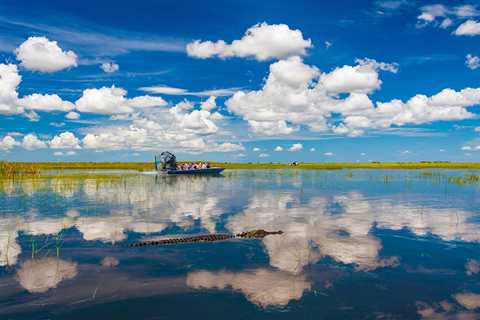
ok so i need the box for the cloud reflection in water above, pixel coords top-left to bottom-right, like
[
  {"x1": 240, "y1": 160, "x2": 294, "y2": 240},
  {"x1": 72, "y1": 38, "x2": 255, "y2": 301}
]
[
  {"x1": 16, "y1": 257, "x2": 78, "y2": 293},
  {"x1": 0, "y1": 172, "x2": 479, "y2": 313},
  {"x1": 187, "y1": 268, "x2": 311, "y2": 307}
]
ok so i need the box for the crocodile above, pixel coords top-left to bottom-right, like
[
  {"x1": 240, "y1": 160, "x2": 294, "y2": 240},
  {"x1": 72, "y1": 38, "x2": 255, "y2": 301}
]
[{"x1": 129, "y1": 229, "x2": 283, "y2": 247}]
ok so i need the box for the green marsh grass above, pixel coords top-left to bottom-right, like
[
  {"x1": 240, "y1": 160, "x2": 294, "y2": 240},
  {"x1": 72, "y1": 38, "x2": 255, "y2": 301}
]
[
  {"x1": 0, "y1": 162, "x2": 41, "y2": 178},
  {"x1": 210, "y1": 161, "x2": 480, "y2": 170},
  {"x1": 1, "y1": 161, "x2": 480, "y2": 179},
  {"x1": 1, "y1": 162, "x2": 480, "y2": 189}
]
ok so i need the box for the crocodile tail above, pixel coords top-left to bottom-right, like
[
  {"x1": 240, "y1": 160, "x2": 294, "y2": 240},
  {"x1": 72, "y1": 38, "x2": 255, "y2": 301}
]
[{"x1": 129, "y1": 233, "x2": 235, "y2": 247}]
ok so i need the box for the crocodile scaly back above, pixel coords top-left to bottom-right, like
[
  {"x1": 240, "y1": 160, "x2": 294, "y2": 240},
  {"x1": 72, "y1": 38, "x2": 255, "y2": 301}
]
[{"x1": 129, "y1": 229, "x2": 283, "y2": 247}]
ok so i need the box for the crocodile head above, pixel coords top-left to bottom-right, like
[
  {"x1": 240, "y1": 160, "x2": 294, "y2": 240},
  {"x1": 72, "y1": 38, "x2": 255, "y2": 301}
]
[{"x1": 245, "y1": 229, "x2": 284, "y2": 238}]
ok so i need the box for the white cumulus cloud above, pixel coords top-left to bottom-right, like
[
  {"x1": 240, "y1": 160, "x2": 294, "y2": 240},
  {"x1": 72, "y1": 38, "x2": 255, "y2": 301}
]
[
  {"x1": 200, "y1": 96, "x2": 217, "y2": 110},
  {"x1": 455, "y1": 5, "x2": 480, "y2": 18},
  {"x1": 65, "y1": 111, "x2": 80, "y2": 120},
  {"x1": 355, "y1": 57, "x2": 399, "y2": 73},
  {"x1": 0, "y1": 63, "x2": 74, "y2": 117},
  {"x1": 289, "y1": 143, "x2": 303, "y2": 152},
  {"x1": 0, "y1": 64, "x2": 23, "y2": 115},
  {"x1": 75, "y1": 86, "x2": 167, "y2": 114},
  {"x1": 0, "y1": 135, "x2": 19, "y2": 150},
  {"x1": 21, "y1": 134, "x2": 47, "y2": 150},
  {"x1": 100, "y1": 62, "x2": 119, "y2": 73},
  {"x1": 225, "y1": 56, "x2": 479, "y2": 138},
  {"x1": 417, "y1": 4, "x2": 448, "y2": 23},
  {"x1": 440, "y1": 17, "x2": 453, "y2": 28},
  {"x1": 49, "y1": 131, "x2": 81, "y2": 149},
  {"x1": 186, "y1": 22, "x2": 312, "y2": 61},
  {"x1": 466, "y1": 54, "x2": 480, "y2": 69},
  {"x1": 18, "y1": 93, "x2": 75, "y2": 112},
  {"x1": 15, "y1": 36, "x2": 78, "y2": 73},
  {"x1": 321, "y1": 64, "x2": 383, "y2": 94},
  {"x1": 274, "y1": 146, "x2": 283, "y2": 152},
  {"x1": 81, "y1": 103, "x2": 243, "y2": 154},
  {"x1": 454, "y1": 19, "x2": 480, "y2": 35},
  {"x1": 418, "y1": 4, "x2": 480, "y2": 31}
]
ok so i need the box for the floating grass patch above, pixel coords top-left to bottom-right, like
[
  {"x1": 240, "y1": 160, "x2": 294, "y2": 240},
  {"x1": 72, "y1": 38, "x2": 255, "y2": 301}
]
[{"x1": 448, "y1": 174, "x2": 480, "y2": 186}]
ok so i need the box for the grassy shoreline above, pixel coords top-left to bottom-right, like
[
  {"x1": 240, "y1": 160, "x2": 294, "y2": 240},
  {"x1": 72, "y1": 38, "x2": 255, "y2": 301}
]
[
  {"x1": 1, "y1": 161, "x2": 479, "y2": 186},
  {"x1": 2, "y1": 161, "x2": 480, "y2": 178},
  {"x1": 209, "y1": 162, "x2": 480, "y2": 170}
]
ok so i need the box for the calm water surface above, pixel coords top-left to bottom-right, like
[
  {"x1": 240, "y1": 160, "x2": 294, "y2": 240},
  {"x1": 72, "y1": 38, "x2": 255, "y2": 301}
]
[{"x1": 0, "y1": 169, "x2": 479, "y2": 319}]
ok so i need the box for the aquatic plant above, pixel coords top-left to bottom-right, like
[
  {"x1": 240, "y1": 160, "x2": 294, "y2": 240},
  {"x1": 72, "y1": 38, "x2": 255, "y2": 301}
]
[
  {"x1": 416, "y1": 171, "x2": 480, "y2": 186},
  {"x1": 0, "y1": 162, "x2": 40, "y2": 178},
  {"x1": 448, "y1": 174, "x2": 480, "y2": 186}
]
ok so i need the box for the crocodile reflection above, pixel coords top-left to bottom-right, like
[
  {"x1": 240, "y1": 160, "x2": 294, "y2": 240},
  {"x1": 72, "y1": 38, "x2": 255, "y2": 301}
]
[{"x1": 130, "y1": 229, "x2": 283, "y2": 247}]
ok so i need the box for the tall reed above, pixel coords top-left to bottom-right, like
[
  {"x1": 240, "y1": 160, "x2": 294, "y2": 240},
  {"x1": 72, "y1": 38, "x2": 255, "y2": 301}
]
[{"x1": 0, "y1": 162, "x2": 40, "y2": 178}]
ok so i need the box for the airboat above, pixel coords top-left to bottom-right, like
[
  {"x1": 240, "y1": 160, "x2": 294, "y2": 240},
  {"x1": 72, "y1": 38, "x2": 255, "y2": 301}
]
[{"x1": 154, "y1": 151, "x2": 224, "y2": 175}]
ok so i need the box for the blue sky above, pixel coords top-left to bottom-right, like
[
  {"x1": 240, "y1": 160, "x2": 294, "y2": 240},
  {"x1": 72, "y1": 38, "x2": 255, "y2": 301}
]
[{"x1": 0, "y1": 0, "x2": 480, "y2": 162}]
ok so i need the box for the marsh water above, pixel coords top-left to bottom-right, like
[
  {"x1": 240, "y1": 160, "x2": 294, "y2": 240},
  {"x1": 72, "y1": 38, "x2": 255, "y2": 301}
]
[{"x1": 0, "y1": 169, "x2": 479, "y2": 319}]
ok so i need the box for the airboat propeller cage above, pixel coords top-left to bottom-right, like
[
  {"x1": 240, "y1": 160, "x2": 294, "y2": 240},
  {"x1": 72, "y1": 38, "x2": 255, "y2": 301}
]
[{"x1": 155, "y1": 151, "x2": 177, "y2": 170}]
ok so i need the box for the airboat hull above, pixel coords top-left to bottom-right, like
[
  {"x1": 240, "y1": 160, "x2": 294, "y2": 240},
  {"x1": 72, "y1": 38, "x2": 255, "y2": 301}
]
[{"x1": 161, "y1": 167, "x2": 225, "y2": 175}]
